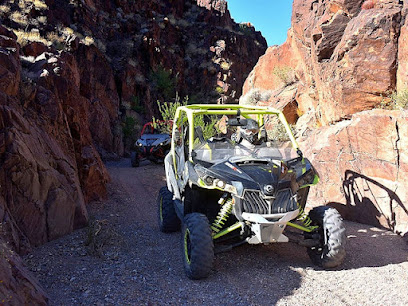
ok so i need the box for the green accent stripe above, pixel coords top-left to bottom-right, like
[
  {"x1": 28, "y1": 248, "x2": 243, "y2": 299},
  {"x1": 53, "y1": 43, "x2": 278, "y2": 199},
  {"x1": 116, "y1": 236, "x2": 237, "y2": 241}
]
[
  {"x1": 212, "y1": 222, "x2": 242, "y2": 239},
  {"x1": 287, "y1": 221, "x2": 318, "y2": 233},
  {"x1": 159, "y1": 197, "x2": 163, "y2": 222}
]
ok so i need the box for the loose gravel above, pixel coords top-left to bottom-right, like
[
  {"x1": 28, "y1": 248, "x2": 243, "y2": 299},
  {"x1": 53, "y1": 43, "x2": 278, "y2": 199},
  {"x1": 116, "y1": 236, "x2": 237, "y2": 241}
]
[{"x1": 24, "y1": 159, "x2": 408, "y2": 305}]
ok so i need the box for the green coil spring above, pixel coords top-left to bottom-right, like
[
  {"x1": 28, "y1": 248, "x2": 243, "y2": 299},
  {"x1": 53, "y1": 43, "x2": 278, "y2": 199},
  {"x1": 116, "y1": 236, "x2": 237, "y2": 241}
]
[
  {"x1": 211, "y1": 199, "x2": 233, "y2": 233},
  {"x1": 296, "y1": 203, "x2": 313, "y2": 227}
]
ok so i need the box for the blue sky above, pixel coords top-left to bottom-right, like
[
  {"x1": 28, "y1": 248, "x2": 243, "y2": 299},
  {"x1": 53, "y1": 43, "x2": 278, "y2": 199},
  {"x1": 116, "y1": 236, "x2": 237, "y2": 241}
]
[{"x1": 227, "y1": 1, "x2": 293, "y2": 46}]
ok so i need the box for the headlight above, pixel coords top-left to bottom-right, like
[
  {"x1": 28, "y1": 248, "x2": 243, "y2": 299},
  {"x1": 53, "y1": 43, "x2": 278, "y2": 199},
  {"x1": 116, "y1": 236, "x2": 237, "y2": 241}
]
[
  {"x1": 215, "y1": 179, "x2": 226, "y2": 189},
  {"x1": 194, "y1": 164, "x2": 236, "y2": 193},
  {"x1": 203, "y1": 175, "x2": 214, "y2": 186},
  {"x1": 159, "y1": 139, "x2": 170, "y2": 146}
]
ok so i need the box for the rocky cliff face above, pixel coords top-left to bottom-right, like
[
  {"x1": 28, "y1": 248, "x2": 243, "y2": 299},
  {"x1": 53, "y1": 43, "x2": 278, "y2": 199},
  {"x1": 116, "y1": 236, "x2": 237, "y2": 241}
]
[
  {"x1": 0, "y1": 0, "x2": 266, "y2": 301},
  {"x1": 242, "y1": 0, "x2": 408, "y2": 235},
  {"x1": 0, "y1": 0, "x2": 265, "y2": 249}
]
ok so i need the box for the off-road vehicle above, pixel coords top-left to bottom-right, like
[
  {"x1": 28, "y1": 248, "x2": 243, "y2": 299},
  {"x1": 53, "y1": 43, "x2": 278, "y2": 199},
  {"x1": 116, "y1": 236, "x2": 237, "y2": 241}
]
[
  {"x1": 157, "y1": 105, "x2": 346, "y2": 279},
  {"x1": 131, "y1": 121, "x2": 171, "y2": 167}
]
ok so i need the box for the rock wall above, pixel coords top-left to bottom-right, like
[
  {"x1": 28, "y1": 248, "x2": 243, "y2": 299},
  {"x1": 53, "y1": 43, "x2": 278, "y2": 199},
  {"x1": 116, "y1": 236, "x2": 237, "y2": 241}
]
[
  {"x1": 0, "y1": 0, "x2": 266, "y2": 249},
  {"x1": 299, "y1": 110, "x2": 408, "y2": 234},
  {"x1": 0, "y1": 0, "x2": 267, "y2": 299},
  {"x1": 241, "y1": 0, "x2": 408, "y2": 235},
  {"x1": 0, "y1": 26, "x2": 114, "y2": 252}
]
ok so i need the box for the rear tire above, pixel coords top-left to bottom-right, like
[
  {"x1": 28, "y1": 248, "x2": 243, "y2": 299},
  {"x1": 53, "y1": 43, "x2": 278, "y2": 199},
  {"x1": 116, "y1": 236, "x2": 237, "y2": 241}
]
[
  {"x1": 131, "y1": 151, "x2": 139, "y2": 167},
  {"x1": 157, "y1": 187, "x2": 180, "y2": 232},
  {"x1": 306, "y1": 206, "x2": 346, "y2": 268},
  {"x1": 182, "y1": 213, "x2": 214, "y2": 279}
]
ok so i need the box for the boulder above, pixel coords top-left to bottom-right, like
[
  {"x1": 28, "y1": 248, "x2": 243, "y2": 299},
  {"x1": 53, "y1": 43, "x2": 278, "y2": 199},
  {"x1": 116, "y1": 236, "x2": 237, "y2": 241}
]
[
  {"x1": 0, "y1": 238, "x2": 48, "y2": 305},
  {"x1": 299, "y1": 110, "x2": 408, "y2": 235},
  {"x1": 316, "y1": 3, "x2": 401, "y2": 124}
]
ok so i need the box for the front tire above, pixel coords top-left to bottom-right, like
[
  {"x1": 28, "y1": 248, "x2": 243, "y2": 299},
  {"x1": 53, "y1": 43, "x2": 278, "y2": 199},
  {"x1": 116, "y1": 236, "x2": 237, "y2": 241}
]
[
  {"x1": 157, "y1": 187, "x2": 180, "y2": 232},
  {"x1": 306, "y1": 206, "x2": 346, "y2": 268},
  {"x1": 182, "y1": 213, "x2": 214, "y2": 279},
  {"x1": 131, "y1": 151, "x2": 139, "y2": 167}
]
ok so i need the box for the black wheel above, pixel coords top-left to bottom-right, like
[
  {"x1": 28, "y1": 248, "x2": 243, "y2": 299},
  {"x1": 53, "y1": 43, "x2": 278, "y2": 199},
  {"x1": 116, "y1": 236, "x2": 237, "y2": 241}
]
[
  {"x1": 306, "y1": 206, "x2": 346, "y2": 268},
  {"x1": 131, "y1": 151, "x2": 139, "y2": 167},
  {"x1": 157, "y1": 187, "x2": 180, "y2": 232},
  {"x1": 182, "y1": 213, "x2": 214, "y2": 279}
]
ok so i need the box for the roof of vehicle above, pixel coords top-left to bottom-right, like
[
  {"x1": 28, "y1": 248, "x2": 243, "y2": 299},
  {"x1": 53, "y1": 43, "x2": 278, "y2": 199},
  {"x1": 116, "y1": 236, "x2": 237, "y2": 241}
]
[
  {"x1": 175, "y1": 104, "x2": 283, "y2": 116},
  {"x1": 173, "y1": 104, "x2": 298, "y2": 152}
]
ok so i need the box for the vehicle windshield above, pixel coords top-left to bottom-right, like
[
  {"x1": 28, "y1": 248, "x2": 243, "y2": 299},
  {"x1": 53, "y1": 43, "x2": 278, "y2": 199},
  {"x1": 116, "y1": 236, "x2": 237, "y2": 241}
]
[
  {"x1": 191, "y1": 114, "x2": 298, "y2": 164},
  {"x1": 193, "y1": 140, "x2": 297, "y2": 164}
]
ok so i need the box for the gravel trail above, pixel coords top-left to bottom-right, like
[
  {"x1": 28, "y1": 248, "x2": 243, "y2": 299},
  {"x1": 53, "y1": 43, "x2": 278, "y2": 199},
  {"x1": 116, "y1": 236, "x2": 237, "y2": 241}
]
[{"x1": 24, "y1": 159, "x2": 408, "y2": 305}]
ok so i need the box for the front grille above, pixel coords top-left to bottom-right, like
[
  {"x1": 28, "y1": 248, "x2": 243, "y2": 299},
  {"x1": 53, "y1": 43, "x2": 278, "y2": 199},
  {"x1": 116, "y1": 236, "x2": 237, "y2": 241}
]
[
  {"x1": 242, "y1": 189, "x2": 297, "y2": 214},
  {"x1": 243, "y1": 191, "x2": 270, "y2": 214}
]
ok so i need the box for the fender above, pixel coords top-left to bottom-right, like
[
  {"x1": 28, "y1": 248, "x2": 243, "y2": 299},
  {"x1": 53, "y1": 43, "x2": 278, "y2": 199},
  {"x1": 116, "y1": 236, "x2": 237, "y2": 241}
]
[{"x1": 164, "y1": 153, "x2": 181, "y2": 200}]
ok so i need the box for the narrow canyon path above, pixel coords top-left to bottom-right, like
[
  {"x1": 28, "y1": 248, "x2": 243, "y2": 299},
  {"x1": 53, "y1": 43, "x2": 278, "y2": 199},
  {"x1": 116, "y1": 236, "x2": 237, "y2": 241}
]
[{"x1": 25, "y1": 159, "x2": 408, "y2": 305}]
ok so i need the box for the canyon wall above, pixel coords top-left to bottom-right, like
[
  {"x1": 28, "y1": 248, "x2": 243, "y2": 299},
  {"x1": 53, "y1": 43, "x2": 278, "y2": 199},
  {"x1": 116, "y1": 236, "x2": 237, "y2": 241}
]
[
  {"x1": 242, "y1": 0, "x2": 408, "y2": 235},
  {"x1": 0, "y1": 0, "x2": 267, "y2": 301}
]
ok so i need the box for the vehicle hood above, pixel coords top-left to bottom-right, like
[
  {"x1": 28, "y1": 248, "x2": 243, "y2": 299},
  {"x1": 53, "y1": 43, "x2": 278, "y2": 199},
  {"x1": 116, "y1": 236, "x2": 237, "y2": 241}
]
[
  {"x1": 137, "y1": 133, "x2": 170, "y2": 146},
  {"x1": 206, "y1": 158, "x2": 294, "y2": 195}
]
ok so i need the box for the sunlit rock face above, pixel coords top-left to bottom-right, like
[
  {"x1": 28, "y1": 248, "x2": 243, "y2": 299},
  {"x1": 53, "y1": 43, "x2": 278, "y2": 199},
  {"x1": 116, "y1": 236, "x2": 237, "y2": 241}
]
[
  {"x1": 299, "y1": 110, "x2": 408, "y2": 235},
  {"x1": 241, "y1": 0, "x2": 408, "y2": 234}
]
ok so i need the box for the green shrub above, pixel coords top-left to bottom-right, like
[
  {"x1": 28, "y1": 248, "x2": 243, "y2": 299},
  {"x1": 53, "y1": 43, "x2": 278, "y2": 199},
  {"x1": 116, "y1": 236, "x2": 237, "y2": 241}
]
[
  {"x1": 390, "y1": 90, "x2": 408, "y2": 109},
  {"x1": 379, "y1": 90, "x2": 408, "y2": 110},
  {"x1": 153, "y1": 94, "x2": 188, "y2": 134},
  {"x1": 215, "y1": 86, "x2": 224, "y2": 94},
  {"x1": 122, "y1": 116, "x2": 137, "y2": 138},
  {"x1": 238, "y1": 23, "x2": 252, "y2": 35},
  {"x1": 131, "y1": 95, "x2": 144, "y2": 113},
  {"x1": 153, "y1": 94, "x2": 219, "y2": 139},
  {"x1": 150, "y1": 66, "x2": 176, "y2": 100}
]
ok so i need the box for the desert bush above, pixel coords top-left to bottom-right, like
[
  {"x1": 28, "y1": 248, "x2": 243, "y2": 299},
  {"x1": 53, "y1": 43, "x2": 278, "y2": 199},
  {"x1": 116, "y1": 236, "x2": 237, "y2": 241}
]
[
  {"x1": 0, "y1": 5, "x2": 11, "y2": 14},
  {"x1": 10, "y1": 11, "x2": 28, "y2": 26},
  {"x1": 14, "y1": 29, "x2": 48, "y2": 46},
  {"x1": 215, "y1": 86, "x2": 224, "y2": 94},
  {"x1": 239, "y1": 23, "x2": 252, "y2": 35},
  {"x1": 273, "y1": 66, "x2": 296, "y2": 86},
  {"x1": 220, "y1": 61, "x2": 231, "y2": 70},
  {"x1": 379, "y1": 90, "x2": 408, "y2": 110},
  {"x1": 85, "y1": 219, "x2": 125, "y2": 258},
  {"x1": 240, "y1": 88, "x2": 273, "y2": 106},
  {"x1": 390, "y1": 90, "x2": 408, "y2": 109},
  {"x1": 265, "y1": 116, "x2": 296, "y2": 142}
]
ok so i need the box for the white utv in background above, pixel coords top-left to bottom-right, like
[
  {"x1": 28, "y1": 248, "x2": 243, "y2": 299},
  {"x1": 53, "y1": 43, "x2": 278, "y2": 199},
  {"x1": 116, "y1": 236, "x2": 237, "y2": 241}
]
[{"x1": 157, "y1": 104, "x2": 346, "y2": 279}]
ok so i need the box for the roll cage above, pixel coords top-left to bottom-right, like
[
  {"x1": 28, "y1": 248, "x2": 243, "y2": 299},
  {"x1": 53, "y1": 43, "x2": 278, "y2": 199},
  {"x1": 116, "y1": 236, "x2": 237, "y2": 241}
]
[{"x1": 170, "y1": 104, "x2": 301, "y2": 176}]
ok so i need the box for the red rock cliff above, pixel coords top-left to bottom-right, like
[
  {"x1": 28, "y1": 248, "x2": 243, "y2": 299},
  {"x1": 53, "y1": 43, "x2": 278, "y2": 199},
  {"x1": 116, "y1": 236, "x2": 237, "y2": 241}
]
[
  {"x1": 242, "y1": 0, "x2": 408, "y2": 235},
  {"x1": 0, "y1": 0, "x2": 267, "y2": 301}
]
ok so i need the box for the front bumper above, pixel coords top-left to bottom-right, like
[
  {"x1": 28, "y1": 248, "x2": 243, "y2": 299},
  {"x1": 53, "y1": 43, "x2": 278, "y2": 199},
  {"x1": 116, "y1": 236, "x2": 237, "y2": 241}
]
[{"x1": 233, "y1": 188, "x2": 299, "y2": 244}]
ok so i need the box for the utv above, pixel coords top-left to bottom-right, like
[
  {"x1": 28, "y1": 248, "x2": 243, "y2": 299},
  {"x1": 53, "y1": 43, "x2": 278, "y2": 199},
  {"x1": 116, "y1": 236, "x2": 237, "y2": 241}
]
[
  {"x1": 157, "y1": 105, "x2": 346, "y2": 279},
  {"x1": 131, "y1": 121, "x2": 171, "y2": 167}
]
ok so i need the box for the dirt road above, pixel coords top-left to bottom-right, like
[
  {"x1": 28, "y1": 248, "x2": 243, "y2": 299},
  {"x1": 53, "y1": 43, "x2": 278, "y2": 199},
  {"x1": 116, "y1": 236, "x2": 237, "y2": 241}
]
[{"x1": 25, "y1": 159, "x2": 408, "y2": 305}]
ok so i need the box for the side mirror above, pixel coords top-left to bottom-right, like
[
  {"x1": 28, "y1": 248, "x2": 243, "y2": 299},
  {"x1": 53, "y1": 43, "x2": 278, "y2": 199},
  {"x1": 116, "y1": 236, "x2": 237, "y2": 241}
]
[{"x1": 227, "y1": 118, "x2": 247, "y2": 127}]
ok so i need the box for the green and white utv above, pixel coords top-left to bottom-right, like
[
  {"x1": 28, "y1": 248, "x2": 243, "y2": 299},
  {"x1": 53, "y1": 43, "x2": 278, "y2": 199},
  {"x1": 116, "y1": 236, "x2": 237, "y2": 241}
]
[{"x1": 157, "y1": 104, "x2": 346, "y2": 279}]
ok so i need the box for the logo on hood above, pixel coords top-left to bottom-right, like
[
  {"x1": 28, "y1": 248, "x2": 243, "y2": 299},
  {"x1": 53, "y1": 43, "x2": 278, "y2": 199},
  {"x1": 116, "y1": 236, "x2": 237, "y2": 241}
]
[{"x1": 264, "y1": 185, "x2": 274, "y2": 195}]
